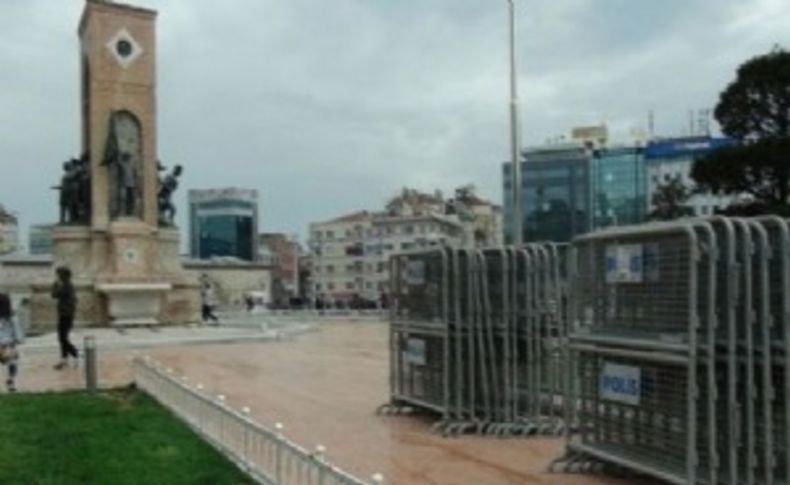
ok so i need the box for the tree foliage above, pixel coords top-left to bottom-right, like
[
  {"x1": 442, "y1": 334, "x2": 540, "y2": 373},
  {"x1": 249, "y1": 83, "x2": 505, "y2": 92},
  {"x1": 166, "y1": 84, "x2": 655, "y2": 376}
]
[
  {"x1": 692, "y1": 47, "x2": 790, "y2": 212},
  {"x1": 648, "y1": 176, "x2": 693, "y2": 221}
]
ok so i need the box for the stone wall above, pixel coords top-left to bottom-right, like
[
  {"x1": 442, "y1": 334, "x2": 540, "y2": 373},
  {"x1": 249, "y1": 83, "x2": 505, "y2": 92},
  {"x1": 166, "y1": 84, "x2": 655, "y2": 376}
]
[{"x1": 1, "y1": 255, "x2": 271, "y2": 330}]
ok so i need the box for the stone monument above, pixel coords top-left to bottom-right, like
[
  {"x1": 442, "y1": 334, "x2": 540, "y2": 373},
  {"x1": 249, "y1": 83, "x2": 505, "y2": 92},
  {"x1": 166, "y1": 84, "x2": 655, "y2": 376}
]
[{"x1": 31, "y1": 0, "x2": 199, "y2": 328}]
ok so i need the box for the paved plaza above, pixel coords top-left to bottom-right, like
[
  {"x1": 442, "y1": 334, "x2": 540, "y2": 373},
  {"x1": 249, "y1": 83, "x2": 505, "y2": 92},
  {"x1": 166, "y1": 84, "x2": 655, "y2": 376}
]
[{"x1": 15, "y1": 319, "x2": 648, "y2": 485}]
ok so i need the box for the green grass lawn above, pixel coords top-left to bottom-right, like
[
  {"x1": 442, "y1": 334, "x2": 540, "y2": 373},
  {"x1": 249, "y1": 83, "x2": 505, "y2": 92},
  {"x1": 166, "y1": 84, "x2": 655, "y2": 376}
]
[{"x1": 0, "y1": 388, "x2": 255, "y2": 485}]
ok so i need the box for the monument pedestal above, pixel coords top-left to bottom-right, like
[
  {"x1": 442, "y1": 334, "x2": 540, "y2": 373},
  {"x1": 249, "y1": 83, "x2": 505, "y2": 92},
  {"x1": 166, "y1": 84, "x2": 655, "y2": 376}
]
[
  {"x1": 35, "y1": 222, "x2": 200, "y2": 329},
  {"x1": 97, "y1": 282, "x2": 171, "y2": 326}
]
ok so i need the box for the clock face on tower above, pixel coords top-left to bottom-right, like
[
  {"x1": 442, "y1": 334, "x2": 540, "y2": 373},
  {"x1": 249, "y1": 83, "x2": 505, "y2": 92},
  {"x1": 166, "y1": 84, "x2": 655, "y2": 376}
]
[{"x1": 106, "y1": 28, "x2": 143, "y2": 68}]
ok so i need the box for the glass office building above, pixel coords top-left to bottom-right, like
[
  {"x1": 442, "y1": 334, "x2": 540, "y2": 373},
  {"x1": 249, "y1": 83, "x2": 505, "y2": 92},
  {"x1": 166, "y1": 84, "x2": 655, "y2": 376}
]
[
  {"x1": 189, "y1": 188, "x2": 258, "y2": 261},
  {"x1": 503, "y1": 144, "x2": 592, "y2": 243},
  {"x1": 591, "y1": 146, "x2": 646, "y2": 229},
  {"x1": 645, "y1": 136, "x2": 735, "y2": 216}
]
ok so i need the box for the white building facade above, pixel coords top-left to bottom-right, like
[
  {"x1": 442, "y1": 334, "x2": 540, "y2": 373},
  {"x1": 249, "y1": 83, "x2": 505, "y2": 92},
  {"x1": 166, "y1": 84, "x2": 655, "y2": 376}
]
[{"x1": 307, "y1": 187, "x2": 501, "y2": 306}]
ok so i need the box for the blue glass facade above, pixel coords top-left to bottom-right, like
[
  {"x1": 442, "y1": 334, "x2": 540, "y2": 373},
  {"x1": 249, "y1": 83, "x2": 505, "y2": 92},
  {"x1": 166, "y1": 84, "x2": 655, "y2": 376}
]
[
  {"x1": 189, "y1": 189, "x2": 258, "y2": 261},
  {"x1": 591, "y1": 147, "x2": 646, "y2": 229},
  {"x1": 503, "y1": 145, "x2": 592, "y2": 243}
]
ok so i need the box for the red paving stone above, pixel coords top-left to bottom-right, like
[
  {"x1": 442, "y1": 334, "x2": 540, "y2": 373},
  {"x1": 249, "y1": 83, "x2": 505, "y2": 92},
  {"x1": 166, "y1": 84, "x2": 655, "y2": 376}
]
[{"x1": 15, "y1": 322, "x2": 649, "y2": 485}]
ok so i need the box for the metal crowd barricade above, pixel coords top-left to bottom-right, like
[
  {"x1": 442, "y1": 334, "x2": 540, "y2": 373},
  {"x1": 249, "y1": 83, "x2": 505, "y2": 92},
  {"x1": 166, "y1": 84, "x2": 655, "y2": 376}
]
[
  {"x1": 385, "y1": 248, "x2": 450, "y2": 418},
  {"x1": 552, "y1": 215, "x2": 790, "y2": 485},
  {"x1": 554, "y1": 220, "x2": 715, "y2": 485},
  {"x1": 134, "y1": 357, "x2": 378, "y2": 485},
  {"x1": 380, "y1": 243, "x2": 568, "y2": 437}
]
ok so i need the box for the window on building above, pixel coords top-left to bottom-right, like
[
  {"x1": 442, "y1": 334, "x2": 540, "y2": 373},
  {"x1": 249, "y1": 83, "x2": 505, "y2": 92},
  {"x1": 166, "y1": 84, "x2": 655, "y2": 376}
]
[
  {"x1": 404, "y1": 225, "x2": 414, "y2": 235},
  {"x1": 327, "y1": 282, "x2": 335, "y2": 290},
  {"x1": 326, "y1": 265, "x2": 335, "y2": 273},
  {"x1": 315, "y1": 283, "x2": 322, "y2": 291},
  {"x1": 346, "y1": 282, "x2": 354, "y2": 290},
  {"x1": 326, "y1": 230, "x2": 334, "y2": 239},
  {"x1": 312, "y1": 231, "x2": 322, "y2": 240},
  {"x1": 419, "y1": 225, "x2": 426, "y2": 234},
  {"x1": 377, "y1": 262, "x2": 386, "y2": 273},
  {"x1": 401, "y1": 242, "x2": 414, "y2": 251},
  {"x1": 366, "y1": 282, "x2": 373, "y2": 289}
]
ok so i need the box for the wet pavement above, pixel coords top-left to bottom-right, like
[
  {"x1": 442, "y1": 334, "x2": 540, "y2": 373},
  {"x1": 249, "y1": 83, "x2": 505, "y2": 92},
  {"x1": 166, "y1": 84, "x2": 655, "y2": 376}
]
[{"x1": 14, "y1": 321, "x2": 643, "y2": 485}]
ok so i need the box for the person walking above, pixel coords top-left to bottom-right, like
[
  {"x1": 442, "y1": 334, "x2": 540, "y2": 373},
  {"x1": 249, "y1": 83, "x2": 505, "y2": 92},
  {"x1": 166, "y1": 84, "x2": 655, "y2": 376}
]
[
  {"x1": 0, "y1": 294, "x2": 24, "y2": 392},
  {"x1": 200, "y1": 280, "x2": 220, "y2": 325},
  {"x1": 51, "y1": 266, "x2": 78, "y2": 369}
]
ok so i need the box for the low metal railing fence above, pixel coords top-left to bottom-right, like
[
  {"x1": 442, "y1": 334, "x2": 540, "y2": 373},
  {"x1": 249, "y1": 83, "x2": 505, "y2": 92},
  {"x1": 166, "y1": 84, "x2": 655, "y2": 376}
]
[{"x1": 134, "y1": 357, "x2": 383, "y2": 485}]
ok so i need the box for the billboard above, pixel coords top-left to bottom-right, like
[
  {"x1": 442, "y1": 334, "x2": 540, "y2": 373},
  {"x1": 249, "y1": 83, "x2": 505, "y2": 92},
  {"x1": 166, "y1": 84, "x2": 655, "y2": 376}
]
[{"x1": 644, "y1": 136, "x2": 734, "y2": 159}]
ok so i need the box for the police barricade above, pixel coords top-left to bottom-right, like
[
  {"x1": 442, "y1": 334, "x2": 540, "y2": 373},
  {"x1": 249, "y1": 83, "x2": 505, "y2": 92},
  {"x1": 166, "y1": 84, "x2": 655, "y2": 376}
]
[
  {"x1": 552, "y1": 216, "x2": 790, "y2": 485},
  {"x1": 380, "y1": 244, "x2": 569, "y2": 437},
  {"x1": 555, "y1": 220, "x2": 716, "y2": 485},
  {"x1": 385, "y1": 248, "x2": 450, "y2": 418}
]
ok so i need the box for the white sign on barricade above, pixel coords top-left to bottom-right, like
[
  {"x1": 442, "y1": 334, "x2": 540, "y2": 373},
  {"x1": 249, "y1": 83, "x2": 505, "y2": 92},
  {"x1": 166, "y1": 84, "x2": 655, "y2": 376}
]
[
  {"x1": 600, "y1": 362, "x2": 641, "y2": 405},
  {"x1": 404, "y1": 260, "x2": 426, "y2": 285},
  {"x1": 404, "y1": 338, "x2": 426, "y2": 366},
  {"x1": 605, "y1": 244, "x2": 643, "y2": 283}
]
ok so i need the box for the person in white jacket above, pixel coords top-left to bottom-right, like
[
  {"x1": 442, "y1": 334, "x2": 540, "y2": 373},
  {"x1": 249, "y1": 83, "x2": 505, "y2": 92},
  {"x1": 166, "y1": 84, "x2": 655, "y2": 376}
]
[{"x1": 0, "y1": 294, "x2": 25, "y2": 392}]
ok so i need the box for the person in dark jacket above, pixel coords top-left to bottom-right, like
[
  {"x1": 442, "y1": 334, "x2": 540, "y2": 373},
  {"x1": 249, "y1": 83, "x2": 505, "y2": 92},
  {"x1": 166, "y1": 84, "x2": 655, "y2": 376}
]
[{"x1": 51, "y1": 266, "x2": 78, "y2": 369}]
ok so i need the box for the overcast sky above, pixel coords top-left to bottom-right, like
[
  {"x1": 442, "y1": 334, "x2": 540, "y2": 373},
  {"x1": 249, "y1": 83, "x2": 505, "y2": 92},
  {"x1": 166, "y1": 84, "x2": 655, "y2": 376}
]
[{"x1": 1, "y1": 0, "x2": 789, "y2": 246}]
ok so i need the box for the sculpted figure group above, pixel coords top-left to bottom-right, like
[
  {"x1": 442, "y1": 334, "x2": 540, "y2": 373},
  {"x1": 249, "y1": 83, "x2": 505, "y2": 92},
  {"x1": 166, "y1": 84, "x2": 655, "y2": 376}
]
[
  {"x1": 54, "y1": 153, "x2": 91, "y2": 224},
  {"x1": 55, "y1": 154, "x2": 182, "y2": 227}
]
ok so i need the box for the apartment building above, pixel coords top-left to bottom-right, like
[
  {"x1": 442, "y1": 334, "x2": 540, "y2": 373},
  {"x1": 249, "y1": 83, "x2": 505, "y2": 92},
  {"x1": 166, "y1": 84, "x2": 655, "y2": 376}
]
[{"x1": 307, "y1": 187, "x2": 500, "y2": 306}]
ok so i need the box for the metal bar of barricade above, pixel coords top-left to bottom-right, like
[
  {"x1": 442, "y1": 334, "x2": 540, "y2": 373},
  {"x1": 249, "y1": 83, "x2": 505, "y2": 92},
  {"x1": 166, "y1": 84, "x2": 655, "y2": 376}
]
[
  {"x1": 749, "y1": 219, "x2": 775, "y2": 484},
  {"x1": 757, "y1": 216, "x2": 790, "y2": 485},
  {"x1": 733, "y1": 217, "x2": 757, "y2": 485}
]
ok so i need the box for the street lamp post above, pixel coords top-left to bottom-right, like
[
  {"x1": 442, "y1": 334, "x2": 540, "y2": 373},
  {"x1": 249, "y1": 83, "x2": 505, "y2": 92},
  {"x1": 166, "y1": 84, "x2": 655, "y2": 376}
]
[{"x1": 508, "y1": 0, "x2": 523, "y2": 245}]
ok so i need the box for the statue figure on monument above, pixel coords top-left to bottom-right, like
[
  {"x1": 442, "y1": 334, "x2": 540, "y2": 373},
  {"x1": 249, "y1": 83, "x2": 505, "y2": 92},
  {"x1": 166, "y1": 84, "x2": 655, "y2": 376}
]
[
  {"x1": 54, "y1": 160, "x2": 77, "y2": 224},
  {"x1": 74, "y1": 152, "x2": 92, "y2": 222},
  {"x1": 158, "y1": 163, "x2": 183, "y2": 226},
  {"x1": 102, "y1": 111, "x2": 141, "y2": 219},
  {"x1": 54, "y1": 155, "x2": 91, "y2": 225}
]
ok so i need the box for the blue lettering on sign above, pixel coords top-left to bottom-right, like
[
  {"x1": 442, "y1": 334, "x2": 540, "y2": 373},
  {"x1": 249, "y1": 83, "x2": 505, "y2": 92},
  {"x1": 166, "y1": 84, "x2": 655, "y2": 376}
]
[
  {"x1": 600, "y1": 362, "x2": 642, "y2": 404},
  {"x1": 601, "y1": 375, "x2": 640, "y2": 396}
]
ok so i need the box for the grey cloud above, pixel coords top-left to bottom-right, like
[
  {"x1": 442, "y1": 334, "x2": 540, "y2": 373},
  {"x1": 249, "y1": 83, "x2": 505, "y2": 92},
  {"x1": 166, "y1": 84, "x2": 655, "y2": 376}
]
[{"x1": 1, "y1": 0, "x2": 788, "y2": 246}]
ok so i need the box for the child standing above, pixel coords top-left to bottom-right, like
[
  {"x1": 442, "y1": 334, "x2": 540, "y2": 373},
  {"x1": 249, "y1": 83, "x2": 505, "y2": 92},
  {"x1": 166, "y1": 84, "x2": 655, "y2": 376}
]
[{"x1": 0, "y1": 294, "x2": 25, "y2": 392}]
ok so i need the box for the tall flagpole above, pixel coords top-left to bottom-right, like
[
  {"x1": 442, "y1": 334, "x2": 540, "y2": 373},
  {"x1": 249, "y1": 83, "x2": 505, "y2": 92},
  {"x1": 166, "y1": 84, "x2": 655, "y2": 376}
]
[{"x1": 508, "y1": 0, "x2": 523, "y2": 245}]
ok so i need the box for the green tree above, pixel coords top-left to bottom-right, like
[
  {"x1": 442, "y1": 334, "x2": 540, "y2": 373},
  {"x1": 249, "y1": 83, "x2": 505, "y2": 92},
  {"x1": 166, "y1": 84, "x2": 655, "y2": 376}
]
[
  {"x1": 648, "y1": 175, "x2": 693, "y2": 221},
  {"x1": 691, "y1": 47, "x2": 790, "y2": 213}
]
